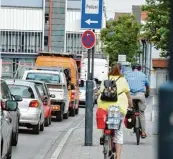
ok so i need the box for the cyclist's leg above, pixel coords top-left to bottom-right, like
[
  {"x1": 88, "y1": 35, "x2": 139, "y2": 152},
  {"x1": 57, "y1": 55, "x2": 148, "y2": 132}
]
[
  {"x1": 133, "y1": 92, "x2": 147, "y2": 137},
  {"x1": 114, "y1": 119, "x2": 124, "y2": 159}
]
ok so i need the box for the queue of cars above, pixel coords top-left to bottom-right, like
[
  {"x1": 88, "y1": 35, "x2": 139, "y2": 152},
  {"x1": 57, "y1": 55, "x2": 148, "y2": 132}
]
[{"x1": 1, "y1": 53, "x2": 100, "y2": 159}]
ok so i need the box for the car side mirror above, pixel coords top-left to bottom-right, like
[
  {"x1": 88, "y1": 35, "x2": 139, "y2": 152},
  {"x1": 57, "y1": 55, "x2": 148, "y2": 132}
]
[
  {"x1": 50, "y1": 94, "x2": 55, "y2": 98},
  {"x1": 13, "y1": 95, "x2": 23, "y2": 102},
  {"x1": 5, "y1": 100, "x2": 18, "y2": 111}
]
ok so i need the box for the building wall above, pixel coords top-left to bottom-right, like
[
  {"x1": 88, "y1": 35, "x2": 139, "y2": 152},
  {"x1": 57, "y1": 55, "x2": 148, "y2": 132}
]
[
  {"x1": 1, "y1": 0, "x2": 43, "y2": 8},
  {"x1": 0, "y1": 7, "x2": 44, "y2": 31},
  {"x1": 0, "y1": 3, "x2": 45, "y2": 78},
  {"x1": 44, "y1": 0, "x2": 66, "y2": 52}
]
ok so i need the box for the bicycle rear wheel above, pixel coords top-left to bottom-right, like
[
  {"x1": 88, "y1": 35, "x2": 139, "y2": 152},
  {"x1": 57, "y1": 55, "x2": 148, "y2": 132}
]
[{"x1": 135, "y1": 128, "x2": 140, "y2": 145}]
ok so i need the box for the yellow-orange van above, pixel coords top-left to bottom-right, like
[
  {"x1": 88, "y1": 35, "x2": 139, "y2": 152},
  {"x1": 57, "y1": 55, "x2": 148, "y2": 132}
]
[{"x1": 35, "y1": 54, "x2": 79, "y2": 116}]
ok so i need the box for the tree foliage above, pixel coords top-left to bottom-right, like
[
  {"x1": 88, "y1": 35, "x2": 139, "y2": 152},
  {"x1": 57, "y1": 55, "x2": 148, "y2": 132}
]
[
  {"x1": 100, "y1": 15, "x2": 142, "y2": 64},
  {"x1": 141, "y1": 0, "x2": 170, "y2": 57}
]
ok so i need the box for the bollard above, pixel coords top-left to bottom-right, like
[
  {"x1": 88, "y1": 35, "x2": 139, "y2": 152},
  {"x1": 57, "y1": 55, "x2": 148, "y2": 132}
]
[
  {"x1": 85, "y1": 80, "x2": 94, "y2": 146},
  {"x1": 158, "y1": 81, "x2": 173, "y2": 159}
]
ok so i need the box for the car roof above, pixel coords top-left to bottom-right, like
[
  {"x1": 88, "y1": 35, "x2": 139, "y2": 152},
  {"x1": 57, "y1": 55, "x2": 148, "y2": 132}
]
[
  {"x1": 5, "y1": 79, "x2": 36, "y2": 87},
  {"x1": 36, "y1": 66, "x2": 64, "y2": 71},
  {"x1": 26, "y1": 80, "x2": 45, "y2": 85},
  {"x1": 24, "y1": 70, "x2": 61, "y2": 74}
]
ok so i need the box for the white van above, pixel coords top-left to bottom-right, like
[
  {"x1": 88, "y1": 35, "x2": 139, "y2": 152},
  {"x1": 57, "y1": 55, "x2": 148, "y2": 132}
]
[
  {"x1": 22, "y1": 69, "x2": 69, "y2": 122},
  {"x1": 80, "y1": 58, "x2": 109, "y2": 82}
]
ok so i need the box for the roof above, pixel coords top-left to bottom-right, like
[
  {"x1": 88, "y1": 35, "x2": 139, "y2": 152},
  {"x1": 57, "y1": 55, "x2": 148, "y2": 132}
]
[
  {"x1": 152, "y1": 58, "x2": 168, "y2": 68},
  {"x1": 114, "y1": 12, "x2": 131, "y2": 21},
  {"x1": 141, "y1": 11, "x2": 148, "y2": 21}
]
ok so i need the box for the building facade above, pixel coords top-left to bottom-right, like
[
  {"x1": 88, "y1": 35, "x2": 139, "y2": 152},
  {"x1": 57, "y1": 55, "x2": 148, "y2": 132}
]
[
  {"x1": 0, "y1": 0, "x2": 67, "y2": 78},
  {"x1": 44, "y1": 0, "x2": 67, "y2": 52},
  {"x1": 0, "y1": 0, "x2": 45, "y2": 77}
]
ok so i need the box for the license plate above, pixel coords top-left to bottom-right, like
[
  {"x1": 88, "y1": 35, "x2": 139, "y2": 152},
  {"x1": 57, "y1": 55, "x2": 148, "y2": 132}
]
[
  {"x1": 52, "y1": 105, "x2": 60, "y2": 111},
  {"x1": 107, "y1": 117, "x2": 121, "y2": 124},
  {"x1": 114, "y1": 119, "x2": 120, "y2": 124}
]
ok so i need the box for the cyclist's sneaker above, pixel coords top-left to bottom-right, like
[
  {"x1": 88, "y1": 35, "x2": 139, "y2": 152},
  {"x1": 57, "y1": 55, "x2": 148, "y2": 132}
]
[{"x1": 100, "y1": 136, "x2": 104, "y2": 145}]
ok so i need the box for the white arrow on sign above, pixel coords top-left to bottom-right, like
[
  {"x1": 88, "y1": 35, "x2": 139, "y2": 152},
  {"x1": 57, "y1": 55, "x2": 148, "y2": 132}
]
[{"x1": 85, "y1": 19, "x2": 98, "y2": 25}]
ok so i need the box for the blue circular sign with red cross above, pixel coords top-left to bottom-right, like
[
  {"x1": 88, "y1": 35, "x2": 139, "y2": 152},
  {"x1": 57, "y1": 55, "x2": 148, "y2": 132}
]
[{"x1": 81, "y1": 30, "x2": 96, "y2": 49}]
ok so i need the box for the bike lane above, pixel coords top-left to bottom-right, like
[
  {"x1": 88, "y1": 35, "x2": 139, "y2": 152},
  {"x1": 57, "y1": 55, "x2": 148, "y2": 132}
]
[{"x1": 57, "y1": 107, "x2": 157, "y2": 159}]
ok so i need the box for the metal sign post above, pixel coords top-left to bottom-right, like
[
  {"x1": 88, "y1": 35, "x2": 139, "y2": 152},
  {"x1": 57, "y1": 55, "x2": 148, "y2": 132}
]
[
  {"x1": 158, "y1": 1, "x2": 173, "y2": 159},
  {"x1": 81, "y1": 30, "x2": 96, "y2": 146},
  {"x1": 81, "y1": 0, "x2": 103, "y2": 147}
]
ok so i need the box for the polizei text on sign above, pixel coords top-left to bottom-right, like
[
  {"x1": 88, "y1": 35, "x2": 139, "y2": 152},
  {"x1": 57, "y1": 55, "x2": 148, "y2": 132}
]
[{"x1": 85, "y1": 0, "x2": 99, "y2": 14}]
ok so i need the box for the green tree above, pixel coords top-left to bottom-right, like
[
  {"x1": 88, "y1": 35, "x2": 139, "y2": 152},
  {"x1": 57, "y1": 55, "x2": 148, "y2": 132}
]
[
  {"x1": 100, "y1": 15, "x2": 142, "y2": 64},
  {"x1": 141, "y1": 0, "x2": 170, "y2": 57}
]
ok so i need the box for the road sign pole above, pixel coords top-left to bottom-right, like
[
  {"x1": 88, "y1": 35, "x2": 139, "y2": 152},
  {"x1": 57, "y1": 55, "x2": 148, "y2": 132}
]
[
  {"x1": 91, "y1": 30, "x2": 95, "y2": 79},
  {"x1": 85, "y1": 48, "x2": 94, "y2": 146},
  {"x1": 87, "y1": 49, "x2": 91, "y2": 80},
  {"x1": 158, "y1": 1, "x2": 173, "y2": 159}
]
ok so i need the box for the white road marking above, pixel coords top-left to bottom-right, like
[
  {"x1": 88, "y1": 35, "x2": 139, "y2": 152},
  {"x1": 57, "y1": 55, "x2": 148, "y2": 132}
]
[{"x1": 51, "y1": 117, "x2": 85, "y2": 159}]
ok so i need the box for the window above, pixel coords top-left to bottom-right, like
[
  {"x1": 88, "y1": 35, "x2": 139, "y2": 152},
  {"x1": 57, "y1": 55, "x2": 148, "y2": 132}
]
[
  {"x1": 8, "y1": 85, "x2": 35, "y2": 99},
  {"x1": 44, "y1": 36, "x2": 48, "y2": 46},
  {"x1": 26, "y1": 73, "x2": 61, "y2": 84},
  {"x1": 1, "y1": 31, "x2": 42, "y2": 53},
  {"x1": 36, "y1": 84, "x2": 46, "y2": 96},
  {"x1": 45, "y1": 13, "x2": 49, "y2": 24}
]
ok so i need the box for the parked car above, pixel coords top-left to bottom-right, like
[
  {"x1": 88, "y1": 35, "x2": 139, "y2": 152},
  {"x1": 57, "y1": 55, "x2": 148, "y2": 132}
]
[
  {"x1": 6, "y1": 80, "x2": 45, "y2": 134},
  {"x1": 1, "y1": 80, "x2": 19, "y2": 159},
  {"x1": 1, "y1": 79, "x2": 21, "y2": 146},
  {"x1": 22, "y1": 69, "x2": 70, "y2": 122},
  {"x1": 26, "y1": 80, "x2": 52, "y2": 126},
  {"x1": 79, "y1": 80, "x2": 98, "y2": 106}
]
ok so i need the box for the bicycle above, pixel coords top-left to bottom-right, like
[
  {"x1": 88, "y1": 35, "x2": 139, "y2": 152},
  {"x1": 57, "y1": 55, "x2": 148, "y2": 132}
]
[
  {"x1": 133, "y1": 99, "x2": 142, "y2": 145},
  {"x1": 99, "y1": 105, "x2": 123, "y2": 159}
]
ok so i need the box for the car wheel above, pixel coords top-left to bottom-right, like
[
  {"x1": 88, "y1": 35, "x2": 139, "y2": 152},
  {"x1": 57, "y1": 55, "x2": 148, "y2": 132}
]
[
  {"x1": 75, "y1": 107, "x2": 79, "y2": 115},
  {"x1": 40, "y1": 122, "x2": 44, "y2": 131},
  {"x1": 12, "y1": 122, "x2": 19, "y2": 146},
  {"x1": 56, "y1": 111, "x2": 63, "y2": 122},
  {"x1": 63, "y1": 111, "x2": 69, "y2": 119},
  {"x1": 33, "y1": 123, "x2": 40, "y2": 134},
  {"x1": 6, "y1": 135, "x2": 12, "y2": 159},
  {"x1": 44, "y1": 117, "x2": 49, "y2": 127},
  {"x1": 69, "y1": 108, "x2": 75, "y2": 117}
]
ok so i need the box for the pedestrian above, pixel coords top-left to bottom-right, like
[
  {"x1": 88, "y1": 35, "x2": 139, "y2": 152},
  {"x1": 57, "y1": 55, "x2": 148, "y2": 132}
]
[{"x1": 97, "y1": 62, "x2": 133, "y2": 159}]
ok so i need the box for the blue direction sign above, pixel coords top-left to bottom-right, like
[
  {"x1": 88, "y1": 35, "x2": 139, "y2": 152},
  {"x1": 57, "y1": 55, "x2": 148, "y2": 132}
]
[{"x1": 81, "y1": 0, "x2": 103, "y2": 29}]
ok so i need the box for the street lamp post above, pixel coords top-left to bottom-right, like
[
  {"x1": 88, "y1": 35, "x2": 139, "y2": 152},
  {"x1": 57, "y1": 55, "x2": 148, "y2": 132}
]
[{"x1": 158, "y1": 1, "x2": 173, "y2": 159}]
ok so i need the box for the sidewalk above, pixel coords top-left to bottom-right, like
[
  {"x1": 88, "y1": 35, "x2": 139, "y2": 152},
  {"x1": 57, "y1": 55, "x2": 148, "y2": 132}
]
[{"x1": 59, "y1": 108, "x2": 157, "y2": 159}]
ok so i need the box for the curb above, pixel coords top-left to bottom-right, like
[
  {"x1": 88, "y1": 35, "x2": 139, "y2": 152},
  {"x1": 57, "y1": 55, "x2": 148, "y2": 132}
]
[{"x1": 51, "y1": 118, "x2": 85, "y2": 159}]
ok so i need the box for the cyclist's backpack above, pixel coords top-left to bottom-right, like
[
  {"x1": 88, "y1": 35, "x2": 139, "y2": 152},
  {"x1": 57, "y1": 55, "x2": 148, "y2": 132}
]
[{"x1": 100, "y1": 76, "x2": 123, "y2": 102}]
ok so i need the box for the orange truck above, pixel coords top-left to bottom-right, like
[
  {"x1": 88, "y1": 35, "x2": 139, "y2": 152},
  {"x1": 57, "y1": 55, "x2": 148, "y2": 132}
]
[{"x1": 35, "y1": 52, "x2": 80, "y2": 116}]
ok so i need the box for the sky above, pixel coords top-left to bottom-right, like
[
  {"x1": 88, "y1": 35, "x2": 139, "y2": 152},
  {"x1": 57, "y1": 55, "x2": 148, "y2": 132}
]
[{"x1": 105, "y1": 0, "x2": 146, "y2": 19}]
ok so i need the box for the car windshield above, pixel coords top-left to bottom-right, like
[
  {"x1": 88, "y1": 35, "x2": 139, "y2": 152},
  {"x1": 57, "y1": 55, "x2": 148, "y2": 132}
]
[
  {"x1": 36, "y1": 84, "x2": 45, "y2": 96},
  {"x1": 8, "y1": 85, "x2": 35, "y2": 99},
  {"x1": 26, "y1": 73, "x2": 60, "y2": 84}
]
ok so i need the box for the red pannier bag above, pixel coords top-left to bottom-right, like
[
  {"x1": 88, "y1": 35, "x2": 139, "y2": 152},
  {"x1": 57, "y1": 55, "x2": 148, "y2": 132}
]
[{"x1": 96, "y1": 108, "x2": 107, "y2": 129}]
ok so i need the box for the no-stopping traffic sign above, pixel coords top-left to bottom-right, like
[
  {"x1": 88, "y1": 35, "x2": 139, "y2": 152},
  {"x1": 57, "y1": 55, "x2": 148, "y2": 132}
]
[{"x1": 81, "y1": 30, "x2": 96, "y2": 49}]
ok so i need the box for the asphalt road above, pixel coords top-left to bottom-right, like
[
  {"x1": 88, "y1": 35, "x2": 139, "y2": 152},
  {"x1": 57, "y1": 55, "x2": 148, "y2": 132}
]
[{"x1": 12, "y1": 108, "x2": 85, "y2": 159}]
